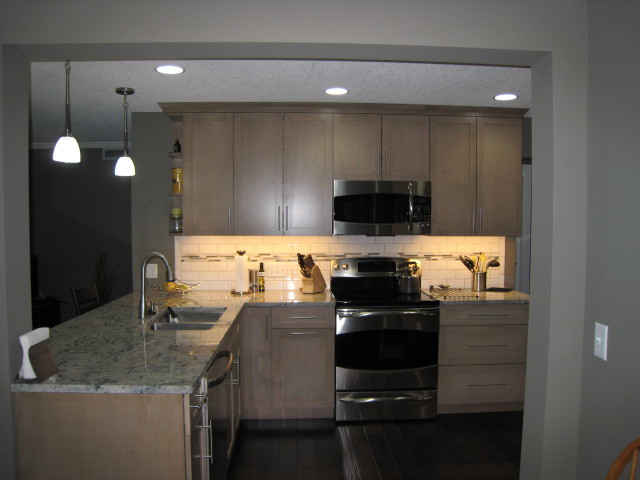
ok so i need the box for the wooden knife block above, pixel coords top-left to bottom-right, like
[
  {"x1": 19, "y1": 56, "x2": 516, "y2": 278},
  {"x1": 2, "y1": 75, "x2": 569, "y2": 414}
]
[{"x1": 300, "y1": 266, "x2": 326, "y2": 294}]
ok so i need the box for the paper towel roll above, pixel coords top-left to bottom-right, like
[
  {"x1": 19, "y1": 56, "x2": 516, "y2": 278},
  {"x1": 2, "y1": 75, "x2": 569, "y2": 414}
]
[
  {"x1": 19, "y1": 327, "x2": 49, "y2": 380},
  {"x1": 235, "y1": 252, "x2": 249, "y2": 292}
]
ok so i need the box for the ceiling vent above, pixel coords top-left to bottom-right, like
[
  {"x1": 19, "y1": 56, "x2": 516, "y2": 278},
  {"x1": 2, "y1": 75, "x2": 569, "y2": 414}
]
[{"x1": 102, "y1": 148, "x2": 122, "y2": 161}]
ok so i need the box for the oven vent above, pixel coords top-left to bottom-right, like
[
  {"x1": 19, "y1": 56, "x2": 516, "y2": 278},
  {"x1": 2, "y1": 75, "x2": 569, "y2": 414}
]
[{"x1": 102, "y1": 148, "x2": 122, "y2": 161}]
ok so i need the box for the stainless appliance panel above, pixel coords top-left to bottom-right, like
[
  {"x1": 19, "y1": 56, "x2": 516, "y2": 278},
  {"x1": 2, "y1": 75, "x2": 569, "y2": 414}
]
[
  {"x1": 336, "y1": 389, "x2": 437, "y2": 421},
  {"x1": 333, "y1": 180, "x2": 431, "y2": 235},
  {"x1": 336, "y1": 364, "x2": 438, "y2": 391}
]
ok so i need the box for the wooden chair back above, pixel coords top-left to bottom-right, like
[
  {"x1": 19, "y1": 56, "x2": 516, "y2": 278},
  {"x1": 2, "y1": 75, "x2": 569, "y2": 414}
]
[
  {"x1": 71, "y1": 283, "x2": 101, "y2": 316},
  {"x1": 607, "y1": 438, "x2": 640, "y2": 480}
]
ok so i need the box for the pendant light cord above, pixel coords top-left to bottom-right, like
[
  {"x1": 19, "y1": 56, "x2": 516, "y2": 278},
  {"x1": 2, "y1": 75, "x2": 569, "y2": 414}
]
[
  {"x1": 122, "y1": 93, "x2": 129, "y2": 156},
  {"x1": 64, "y1": 59, "x2": 72, "y2": 136}
]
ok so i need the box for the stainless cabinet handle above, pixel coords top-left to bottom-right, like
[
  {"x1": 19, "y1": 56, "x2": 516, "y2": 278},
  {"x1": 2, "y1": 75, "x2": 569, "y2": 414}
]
[
  {"x1": 232, "y1": 355, "x2": 240, "y2": 386},
  {"x1": 479, "y1": 207, "x2": 483, "y2": 231},
  {"x1": 277, "y1": 206, "x2": 281, "y2": 231},
  {"x1": 468, "y1": 344, "x2": 509, "y2": 348},
  {"x1": 289, "y1": 316, "x2": 318, "y2": 320},
  {"x1": 467, "y1": 383, "x2": 508, "y2": 387},
  {"x1": 285, "y1": 205, "x2": 289, "y2": 231},
  {"x1": 377, "y1": 150, "x2": 382, "y2": 176},
  {"x1": 196, "y1": 418, "x2": 213, "y2": 462},
  {"x1": 288, "y1": 332, "x2": 318, "y2": 335},
  {"x1": 228, "y1": 205, "x2": 232, "y2": 232},
  {"x1": 383, "y1": 150, "x2": 388, "y2": 175},
  {"x1": 472, "y1": 208, "x2": 476, "y2": 232},
  {"x1": 208, "y1": 350, "x2": 233, "y2": 388}
]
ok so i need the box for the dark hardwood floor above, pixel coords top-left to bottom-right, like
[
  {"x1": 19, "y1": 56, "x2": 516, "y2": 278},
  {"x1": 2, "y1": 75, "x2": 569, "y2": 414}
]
[{"x1": 227, "y1": 411, "x2": 523, "y2": 480}]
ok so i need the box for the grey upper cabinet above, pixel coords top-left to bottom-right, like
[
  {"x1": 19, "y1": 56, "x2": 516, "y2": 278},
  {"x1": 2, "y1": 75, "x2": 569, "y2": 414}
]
[
  {"x1": 183, "y1": 113, "x2": 234, "y2": 235},
  {"x1": 234, "y1": 113, "x2": 333, "y2": 236},
  {"x1": 233, "y1": 113, "x2": 284, "y2": 235},
  {"x1": 283, "y1": 113, "x2": 333, "y2": 235},
  {"x1": 333, "y1": 114, "x2": 429, "y2": 181},
  {"x1": 430, "y1": 116, "x2": 522, "y2": 236}
]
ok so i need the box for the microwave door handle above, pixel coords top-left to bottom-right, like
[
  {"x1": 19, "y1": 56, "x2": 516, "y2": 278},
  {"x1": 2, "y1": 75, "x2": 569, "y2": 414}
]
[{"x1": 408, "y1": 182, "x2": 414, "y2": 232}]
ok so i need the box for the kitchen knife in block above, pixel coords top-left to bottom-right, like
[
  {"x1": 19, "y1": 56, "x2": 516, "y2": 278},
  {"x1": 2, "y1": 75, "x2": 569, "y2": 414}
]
[{"x1": 300, "y1": 265, "x2": 326, "y2": 294}]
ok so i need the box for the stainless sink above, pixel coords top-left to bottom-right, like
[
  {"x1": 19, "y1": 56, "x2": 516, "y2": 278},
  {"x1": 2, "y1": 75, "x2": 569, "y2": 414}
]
[{"x1": 149, "y1": 307, "x2": 226, "y2": 331}]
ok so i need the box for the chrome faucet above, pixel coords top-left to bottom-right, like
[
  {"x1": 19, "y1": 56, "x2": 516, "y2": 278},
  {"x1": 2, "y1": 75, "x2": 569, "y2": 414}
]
[{"x1": 139, "y1": 252, "x2": 175, "y2": 320}]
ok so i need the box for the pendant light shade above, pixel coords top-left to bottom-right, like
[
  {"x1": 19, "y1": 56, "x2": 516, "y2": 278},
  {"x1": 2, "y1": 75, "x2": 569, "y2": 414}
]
[
  {"x1": 115, "y1": 87, "x2": 135, "y2": 177},
  {"x1": 53, "y1": 60, "x2": 81, "y2": 163}
]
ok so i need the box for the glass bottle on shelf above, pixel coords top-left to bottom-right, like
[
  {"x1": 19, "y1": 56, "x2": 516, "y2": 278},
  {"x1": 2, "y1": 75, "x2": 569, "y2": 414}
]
[{"x1": 170, "y1": 208, "x2": 183, "y2": 233}]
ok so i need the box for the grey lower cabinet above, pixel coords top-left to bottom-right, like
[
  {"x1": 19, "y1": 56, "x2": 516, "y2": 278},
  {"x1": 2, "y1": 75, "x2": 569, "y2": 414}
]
[
  {"x1": 438, "y1": 303, "x2": 529, "y2": 413},
  {"x1": 241, "y1": 305, "x2": 335, "y2": 418}
]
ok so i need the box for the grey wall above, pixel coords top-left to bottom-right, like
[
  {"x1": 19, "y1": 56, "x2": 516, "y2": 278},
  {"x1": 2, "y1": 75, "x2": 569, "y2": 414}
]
[
  {"x1": 578, "y1": 1, "x2": 640, "y2": 477},
  {"x1": 0, "y1": 1, "x2": 604, "y2": 478},
  {"x1": 131, "y1": 113, "x2": 175, "y2": 288},
  {"x1": 30, "y1": 148, "x2": 132, "y2": 321}
]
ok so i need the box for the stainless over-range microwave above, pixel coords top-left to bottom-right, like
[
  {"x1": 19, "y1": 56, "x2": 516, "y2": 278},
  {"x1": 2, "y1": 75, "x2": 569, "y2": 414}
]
[{"x1": 333, "y1": 180, "x2": 431, "y2": 235}]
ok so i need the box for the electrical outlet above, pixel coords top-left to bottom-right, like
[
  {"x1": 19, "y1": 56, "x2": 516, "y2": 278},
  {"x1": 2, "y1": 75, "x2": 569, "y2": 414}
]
[
  {"x1": 145, "y1": 263, "x2": 158, "y2": 279},
  {"x1": 594, "y1": 322, "x2": 608, "y2": 361}
]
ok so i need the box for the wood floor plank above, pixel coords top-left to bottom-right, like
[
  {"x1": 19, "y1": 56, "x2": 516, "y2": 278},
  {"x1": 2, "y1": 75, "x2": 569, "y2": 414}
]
[{"x1": 228, "y1": 412, "x2": 522, "y2": 480}]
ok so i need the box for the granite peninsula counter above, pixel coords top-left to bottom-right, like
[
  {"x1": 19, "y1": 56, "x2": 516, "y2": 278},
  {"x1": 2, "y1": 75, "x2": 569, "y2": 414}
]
[{"x1": 11, "y1": 289, "x2": 333, "y2": 395}]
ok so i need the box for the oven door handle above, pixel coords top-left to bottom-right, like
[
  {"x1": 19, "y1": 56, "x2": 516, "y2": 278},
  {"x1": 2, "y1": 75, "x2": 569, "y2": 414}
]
[
  {"x1": 339, "y1": 392, "x2": 435, "y2": 404},
  {"x1": 338, "y1": 310, "x2": 436, "y2": 317}
]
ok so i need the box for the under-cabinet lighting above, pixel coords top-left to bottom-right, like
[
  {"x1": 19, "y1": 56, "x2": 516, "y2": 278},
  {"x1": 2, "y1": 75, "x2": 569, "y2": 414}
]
[
  {"x1": 494, "y1": 93, "x2": 518, "y2": 101},
  {"x1": 155, "y1": 65, "x2": 184, "y2": 75},
  {"x1": 325, "y1": 87, "x2": 348, "y2": 95}
]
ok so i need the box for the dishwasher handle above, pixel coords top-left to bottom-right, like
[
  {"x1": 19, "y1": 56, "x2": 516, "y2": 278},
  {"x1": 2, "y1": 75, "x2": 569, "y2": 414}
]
[{"x1": 207, "y1": 350, "x2": 234, "y2": 388}]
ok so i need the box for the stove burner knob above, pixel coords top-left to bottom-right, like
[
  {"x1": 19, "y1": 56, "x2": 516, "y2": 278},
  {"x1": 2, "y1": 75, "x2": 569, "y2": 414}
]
[{"x1": 341, "y1": 263, "x2": 349, "y2": 270}]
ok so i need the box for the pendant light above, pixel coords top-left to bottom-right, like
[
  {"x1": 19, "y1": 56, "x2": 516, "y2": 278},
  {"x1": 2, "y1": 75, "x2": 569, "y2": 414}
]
[
  {"x1": 114, "y1": 87, "x2": 136, "y2": 176},
  {"x1": 52, "y1": 60, "x2": 81, "y2": 163}
]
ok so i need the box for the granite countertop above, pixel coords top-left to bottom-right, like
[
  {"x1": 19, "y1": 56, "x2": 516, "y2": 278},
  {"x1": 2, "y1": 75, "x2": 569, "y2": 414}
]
[
  {"x1": 11, "y1": 289, "x2": 332, "y2": 395},
  {"x1": 12, "y1": 287, "x2": 527, "y2": 395}
]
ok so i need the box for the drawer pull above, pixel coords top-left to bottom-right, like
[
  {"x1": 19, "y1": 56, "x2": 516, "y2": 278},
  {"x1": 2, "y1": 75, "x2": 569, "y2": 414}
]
[
  {"x1": 288, "y1": 332, "x2": 318, "y2": 335},
  {"x1": 467, "y1": 383, "x2": 508, "y2": 387},
  {"x1": 468, "y1": 314, "x2": 510, "y2": 317},
  {"x1": 289, "y1": 316, "x2": 318, "y2": 320},
  {"x1": 468, "y1": 344, "x2": 509, "y2": 348}
]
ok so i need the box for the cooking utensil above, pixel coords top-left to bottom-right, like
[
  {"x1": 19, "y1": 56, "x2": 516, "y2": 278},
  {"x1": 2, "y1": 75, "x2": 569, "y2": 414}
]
[
  {"x1": 303, "y1": 255, "x2": 315, "y2": 269},
  {"x1": 297, "y1": 253, "x2": 307, "y2": 271},
  {"x1": 397, "y1": 261, "x2": 421, "y2": 294},
  {"x1": 300, "y1": 269, "x2": 311, "y2": 278},
  {"x1": 486, "y1": 258, "x2": 500, "y2": 268},
  {"x1": 459, "y1": 255, "x2": 475, "y2": 272}
]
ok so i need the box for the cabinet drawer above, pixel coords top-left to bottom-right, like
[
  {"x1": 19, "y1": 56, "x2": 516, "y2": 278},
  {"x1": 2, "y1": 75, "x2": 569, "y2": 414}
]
[
  {"x1": 438, "y1": 364, "x2": 526, "y2": 407},
  {"x1": 271, "y1": 305, "x2": 334, "y2": 328},
  {"x1": 439, "y1": 324, "x2": 527, "y2": 365},
  {"x1": 440, "y1": 303, "x2": 528, "y2": 326}
]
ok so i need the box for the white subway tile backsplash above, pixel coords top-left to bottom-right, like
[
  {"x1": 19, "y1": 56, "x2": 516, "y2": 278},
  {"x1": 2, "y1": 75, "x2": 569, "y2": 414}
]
[{"x1": 173, "y1": 235, "x2": 506, "y2": 291}]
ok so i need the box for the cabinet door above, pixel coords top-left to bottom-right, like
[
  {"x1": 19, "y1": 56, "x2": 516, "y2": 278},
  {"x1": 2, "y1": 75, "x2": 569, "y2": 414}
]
[
  {"x1": 430, "y1": 116, "x2": 477, "y2": 235},
  {"x1": 233, "y1": 113, "x2": 284, "y2": 235},
  {"x1": 333, "y1": 114, "x2": 382, "y2": 180},
  {"x1": 476, "y1": 117, "x2": 522, "y2": 236},
  {"x1": 271, "y1": 328, "x2": 335, "y2": 412},
  {"x1": 283, "y1": 113, "x2": 333, "y2": 235},
  {"x1": 241, "y1": 307, "x2": 272, "y2": 415},
  {"x1": 382, "y1": 115, "x2": 430, "y2": 180},
  {"x1": 183, "y1": 113, "x2": 234, "y2": 234}
]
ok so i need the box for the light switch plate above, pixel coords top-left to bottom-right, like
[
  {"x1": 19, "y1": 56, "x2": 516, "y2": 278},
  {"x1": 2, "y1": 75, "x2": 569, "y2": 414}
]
[
  {"x1": 594, "y1": 322, "x2": 608, "y2": 361},
  {"x1": 145, "y1": 263, "x2": 158, "y2": 279}
]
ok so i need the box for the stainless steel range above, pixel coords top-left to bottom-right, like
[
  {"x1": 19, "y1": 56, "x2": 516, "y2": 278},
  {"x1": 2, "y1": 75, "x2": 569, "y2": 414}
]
[{"x1": 331, "y1": 256, "x2": 440, "y2": 422}]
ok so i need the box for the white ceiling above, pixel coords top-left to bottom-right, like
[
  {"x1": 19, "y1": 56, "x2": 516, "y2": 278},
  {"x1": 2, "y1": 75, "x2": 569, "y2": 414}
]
[{"x1": 30, "y1": 59, "x2": 531, "y2": 147}]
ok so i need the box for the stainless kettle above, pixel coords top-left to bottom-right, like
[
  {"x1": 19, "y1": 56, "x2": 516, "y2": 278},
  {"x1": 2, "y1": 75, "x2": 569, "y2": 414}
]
[{"x1": 397, "y1": 261, "x2": 421, "y2": 294}]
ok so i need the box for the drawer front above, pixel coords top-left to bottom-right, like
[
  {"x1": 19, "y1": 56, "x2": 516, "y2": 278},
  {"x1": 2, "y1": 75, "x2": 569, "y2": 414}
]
[
  {"x1": 438, "y1": 364, "x2": 526, "y2": 406},
  {"x1": 439, "y1": 324, "x2": 528, "y2": 365},
  {"x1": 440, "y1": 303, "x2": 528, "y2": 326},
  {"x1": 271, "y1": 305, "x2": 334, "y2": 328}
]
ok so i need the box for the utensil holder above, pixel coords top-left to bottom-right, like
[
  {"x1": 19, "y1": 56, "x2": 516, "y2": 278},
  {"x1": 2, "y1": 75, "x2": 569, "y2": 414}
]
[
  {"x1": 471, "y1": 272, "x2": 486, "y2": 292},
  {"x1": 301, "y1": 266, "x2": 326, "y2": 294}
]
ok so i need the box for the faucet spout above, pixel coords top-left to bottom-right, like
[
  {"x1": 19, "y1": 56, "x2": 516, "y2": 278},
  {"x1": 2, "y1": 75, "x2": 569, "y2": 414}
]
[{"x1": 139, "y1": 252, "x2": 175, "y2": 320}]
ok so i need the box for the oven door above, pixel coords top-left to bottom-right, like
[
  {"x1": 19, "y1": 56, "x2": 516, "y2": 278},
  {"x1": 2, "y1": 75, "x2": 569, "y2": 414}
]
[{"x1": 335, "y1": 307, "x2": 439, "y2": 391}]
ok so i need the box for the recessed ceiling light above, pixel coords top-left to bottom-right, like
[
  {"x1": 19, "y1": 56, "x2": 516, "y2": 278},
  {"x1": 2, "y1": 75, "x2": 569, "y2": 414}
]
[
  {"x1": 155, "y1": 65, "x2": 184, "y2": 75},
  {"x1": 494, "y1": 93, "x2": 518, "y2": 101},
  {"x1": 325, "y1": 87, "x2": 348, "y2": 96}
]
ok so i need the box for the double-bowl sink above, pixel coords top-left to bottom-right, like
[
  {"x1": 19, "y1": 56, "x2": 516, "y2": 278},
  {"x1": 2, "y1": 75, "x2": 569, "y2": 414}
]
[{"x1": 147, "y1": 306, "x2": 226, "y2": 330}]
